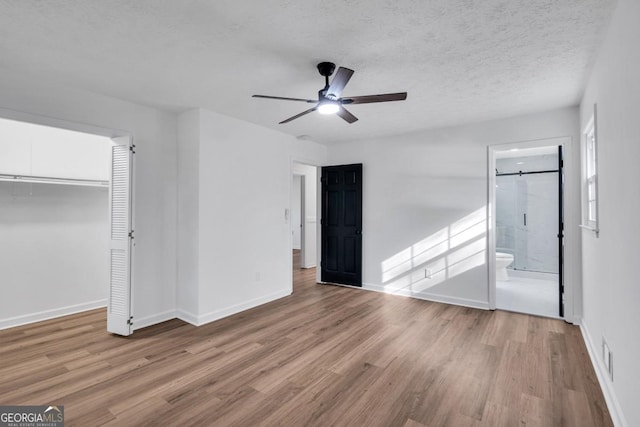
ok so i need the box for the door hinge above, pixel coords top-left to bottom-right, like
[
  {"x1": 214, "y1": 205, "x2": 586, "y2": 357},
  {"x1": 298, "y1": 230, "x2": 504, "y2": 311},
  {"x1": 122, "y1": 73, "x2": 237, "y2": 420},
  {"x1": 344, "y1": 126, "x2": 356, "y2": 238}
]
[
  {"x1": 129, "y1": 144, "x2": 136, "y2": 154},
  {"x1": 127, "y1": 316, "x2": 133, "y2": 326},
  {"x1": 129, "y1": 230, "x2": 135, "y2": 239}
]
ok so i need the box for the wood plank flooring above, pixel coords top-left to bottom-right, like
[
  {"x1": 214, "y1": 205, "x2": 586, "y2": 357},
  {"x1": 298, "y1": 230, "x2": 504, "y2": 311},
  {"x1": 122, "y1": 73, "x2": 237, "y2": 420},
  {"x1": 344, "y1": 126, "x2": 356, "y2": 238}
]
[{"x1": 0, "y1": 252, "x2": 612, "y2": 426}]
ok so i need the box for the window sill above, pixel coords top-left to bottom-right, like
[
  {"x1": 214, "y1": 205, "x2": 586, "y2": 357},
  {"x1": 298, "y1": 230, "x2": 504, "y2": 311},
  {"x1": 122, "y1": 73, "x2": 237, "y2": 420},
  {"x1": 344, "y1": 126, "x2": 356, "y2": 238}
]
[{"x1": 579, "y1": 224, "x2": 599, "y2": 236}]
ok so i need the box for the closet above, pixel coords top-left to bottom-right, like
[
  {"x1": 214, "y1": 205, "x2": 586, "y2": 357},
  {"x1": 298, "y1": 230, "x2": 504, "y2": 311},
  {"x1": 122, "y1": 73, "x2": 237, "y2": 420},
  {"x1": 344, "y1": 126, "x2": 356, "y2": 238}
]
[{"x1": 0, "y1": 117, "x2": 112, "y2": 329}]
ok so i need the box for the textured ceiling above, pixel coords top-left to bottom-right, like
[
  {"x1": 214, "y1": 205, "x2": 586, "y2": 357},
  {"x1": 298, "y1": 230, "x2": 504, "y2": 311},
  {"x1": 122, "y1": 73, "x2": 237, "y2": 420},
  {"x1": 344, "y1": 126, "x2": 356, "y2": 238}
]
[{"x1": 0, "y1": 0, "x2": 616, "y2": 144}]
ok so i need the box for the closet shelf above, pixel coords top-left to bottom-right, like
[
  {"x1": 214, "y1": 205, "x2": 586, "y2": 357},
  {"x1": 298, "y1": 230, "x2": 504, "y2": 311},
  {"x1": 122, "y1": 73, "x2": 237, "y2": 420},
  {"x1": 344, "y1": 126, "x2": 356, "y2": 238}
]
[{"x1": 0, "y1": 173, "x2": 108, "y2": 188}]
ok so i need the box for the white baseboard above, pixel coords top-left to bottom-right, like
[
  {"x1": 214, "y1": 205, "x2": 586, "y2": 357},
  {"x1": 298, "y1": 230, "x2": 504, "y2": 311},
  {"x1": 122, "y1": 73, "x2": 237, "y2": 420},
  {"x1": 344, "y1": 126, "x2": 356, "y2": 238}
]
[
  {"x1": 353, "y1": 282, "x2": 490, "y2": 310},
  {"x1": 0, "y1": 299, "x2": 107, "y2": 330},
  {"x1": 195, "y1": 288, "x2": 292, "y2": 327},
  {"x1": 176, "y1": 309, "x2": 199, "y2": 326},
  {"x1": 132, "y1": 310, "x2": 178, "y2": 331},
  {"x1": 580, "y1": 320, "x2": 627, "y2": 427},
  {"x1": 0, "y1": 289, "x2": 291, "y2": 333}
]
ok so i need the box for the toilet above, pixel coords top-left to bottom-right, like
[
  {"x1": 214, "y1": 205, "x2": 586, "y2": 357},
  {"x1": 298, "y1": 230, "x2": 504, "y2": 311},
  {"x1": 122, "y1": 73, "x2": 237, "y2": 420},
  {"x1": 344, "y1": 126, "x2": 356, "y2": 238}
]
[{"x1": 496, "y1": 252, "x2": 514, "y2": 281}]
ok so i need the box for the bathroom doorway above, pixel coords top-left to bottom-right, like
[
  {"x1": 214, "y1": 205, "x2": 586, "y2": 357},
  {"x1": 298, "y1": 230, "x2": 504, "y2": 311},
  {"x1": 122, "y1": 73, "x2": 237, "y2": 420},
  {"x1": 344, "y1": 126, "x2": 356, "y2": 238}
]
[{"x1": 490, "y1": 142, "x2": 564, "y2": 318}]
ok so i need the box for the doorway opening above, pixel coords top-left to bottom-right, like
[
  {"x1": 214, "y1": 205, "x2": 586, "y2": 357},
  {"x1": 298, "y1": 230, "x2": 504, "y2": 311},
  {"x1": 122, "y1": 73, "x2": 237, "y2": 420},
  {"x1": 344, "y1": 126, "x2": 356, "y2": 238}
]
[
  {"x1": 0, "y1": 115, "x2": 133, "y2": 334},
  {"x1": 490, "y1": 142, "x2": 564, "y2": 318},
  {"x1": 291, "y1": 161, "x2": 318, "y2": 292}
]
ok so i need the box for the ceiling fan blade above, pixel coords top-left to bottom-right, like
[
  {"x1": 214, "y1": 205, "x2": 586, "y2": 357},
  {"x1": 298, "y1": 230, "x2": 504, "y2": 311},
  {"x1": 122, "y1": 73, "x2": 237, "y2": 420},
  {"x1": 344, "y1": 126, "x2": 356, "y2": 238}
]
[
  {"x1": 279, "y1": 107, "x2": 318, "y2": 124},
  {"x1": 253, "y1": 95, "x2": 316, "y2": 103},
  {"x1": 341, "y1": 92, "x2": 407, "y2": 104},
  {"x1": 326, "y1": 67, "x2": 354, "y2": 99},
  {"x1": 336, "y1": 106, "x2": 358, "y2": 124}
]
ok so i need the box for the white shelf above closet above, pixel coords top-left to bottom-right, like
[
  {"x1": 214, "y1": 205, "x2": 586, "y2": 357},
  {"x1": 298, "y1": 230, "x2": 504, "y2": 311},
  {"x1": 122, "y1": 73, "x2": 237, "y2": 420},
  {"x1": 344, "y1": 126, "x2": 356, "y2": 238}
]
[{"x1": 0, "y1": 117, "x2": 111, "y2": 184}]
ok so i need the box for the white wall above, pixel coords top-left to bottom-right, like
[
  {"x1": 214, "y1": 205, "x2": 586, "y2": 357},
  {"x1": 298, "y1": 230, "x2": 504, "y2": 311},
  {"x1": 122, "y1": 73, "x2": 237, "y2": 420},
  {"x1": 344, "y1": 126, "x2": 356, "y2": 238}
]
[
  {"x1": 176, "y1": 109, "x2": 200, "y2": 321},
  {"x1": 0, "y1": 71, "x2": 178, "y2": 330},
  {"x1": 579, "y1": 0, "x2": 640, "y2": 425},
  {"x1": 326, "y1": 107, "x2": 580, "y2": 311},
  {"x1": 291, "y1": 175, "x2": 302, "y2": 250},
  {"x1": 176, "y1": 109, "x2": 326, "y2": 325},
  {"x1": 292, "y1": 162, "x2": 318, "y2": 268},
  {"x1": 0, "y1": 182, "x2": 108, "y2": 328}
]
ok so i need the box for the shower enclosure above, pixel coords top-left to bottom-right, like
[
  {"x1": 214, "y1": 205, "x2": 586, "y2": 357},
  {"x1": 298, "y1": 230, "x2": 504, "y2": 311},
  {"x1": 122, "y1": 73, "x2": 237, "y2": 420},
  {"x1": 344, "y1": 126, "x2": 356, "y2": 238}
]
[{"x1": 495, "y1": 152, "x2": 559, "y2": 274}]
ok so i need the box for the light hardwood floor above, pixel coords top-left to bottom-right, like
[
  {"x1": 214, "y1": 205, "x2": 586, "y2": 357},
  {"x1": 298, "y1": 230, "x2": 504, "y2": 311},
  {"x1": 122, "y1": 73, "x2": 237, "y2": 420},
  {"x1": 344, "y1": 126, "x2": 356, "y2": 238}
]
[{"x1": 0, "y1": 252, "x2": 612, "y2": 426}]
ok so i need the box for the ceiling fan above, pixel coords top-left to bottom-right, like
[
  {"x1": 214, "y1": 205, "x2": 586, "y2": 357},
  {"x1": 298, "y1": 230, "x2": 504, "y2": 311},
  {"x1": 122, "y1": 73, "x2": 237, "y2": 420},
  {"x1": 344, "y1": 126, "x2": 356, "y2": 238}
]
[{"x1": 252, "y1": 62, "x2": 407, "y2": 124}]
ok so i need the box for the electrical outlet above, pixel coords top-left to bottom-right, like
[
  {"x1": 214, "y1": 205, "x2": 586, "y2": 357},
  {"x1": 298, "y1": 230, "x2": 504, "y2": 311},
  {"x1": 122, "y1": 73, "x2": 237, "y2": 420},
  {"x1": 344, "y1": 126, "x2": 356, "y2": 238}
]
[{"x1": 424, "y1": 269, "x2": 432, "y2": 279}]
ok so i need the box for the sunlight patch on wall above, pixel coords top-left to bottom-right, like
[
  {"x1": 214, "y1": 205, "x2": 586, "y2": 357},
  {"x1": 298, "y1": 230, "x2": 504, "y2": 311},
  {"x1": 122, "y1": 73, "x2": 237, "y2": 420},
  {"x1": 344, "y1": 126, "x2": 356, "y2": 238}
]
[{"x1": 381, "y1": 207, "x2": 487, "y2": 295}]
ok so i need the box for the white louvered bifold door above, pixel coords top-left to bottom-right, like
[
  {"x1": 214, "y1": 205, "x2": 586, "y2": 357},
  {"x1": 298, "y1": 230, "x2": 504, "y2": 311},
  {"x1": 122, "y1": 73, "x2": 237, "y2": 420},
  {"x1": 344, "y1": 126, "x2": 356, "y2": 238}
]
[{"x1": 107, "y1": 136, "x2": 133, "y2": 336}]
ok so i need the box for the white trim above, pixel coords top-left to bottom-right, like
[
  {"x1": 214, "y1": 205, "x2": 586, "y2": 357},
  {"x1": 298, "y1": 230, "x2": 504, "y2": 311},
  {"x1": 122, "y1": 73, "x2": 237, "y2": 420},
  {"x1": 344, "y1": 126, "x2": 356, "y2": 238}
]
[
  {"x1": 581, "y1": 105, "x2": 600, "y2": 235},
  {"x1": 487, "y1": 149, "x2": 497, "y2": 309},
  {"x1": 580, "y1": 321, "x2": 628, "y2": 427},
  {"x1": 290, "y1": 156, "x2": 322, "y2": 286},
  {"x1": 299, "y1": 174, "x2": 306, "y2": 263},
  {"x1": 132, "y1": 310, "x2": 177, "y2": 331},
  {"x1": 176, "y1": 309, "x2": 199, "y2": 326},
  {"x1": 193, "y1": 288, "x2": 292, "y2": 327},
  {"x1": 579, "y1": 224, "x2": 600, "y2": 235},
  {"x1": 0, "y1": 299, "x2": 107, "y2": 330},
  {"x1": 316, "y1": 164, "x2": 323, "y2": 284},
  {"x1": 327, "y1": 282, "x2": 491, "y2": 310}
]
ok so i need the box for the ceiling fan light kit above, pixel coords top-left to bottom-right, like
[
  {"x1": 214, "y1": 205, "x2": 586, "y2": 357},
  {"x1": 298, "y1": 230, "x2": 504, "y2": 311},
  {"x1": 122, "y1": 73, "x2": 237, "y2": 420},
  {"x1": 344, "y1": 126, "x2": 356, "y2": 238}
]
[
  {"x1": 252, "y1": 62, "x2": 407, "y2": 124},
  {"x1": 318, "y1": 101, "x2": 340, "y2": 115}
]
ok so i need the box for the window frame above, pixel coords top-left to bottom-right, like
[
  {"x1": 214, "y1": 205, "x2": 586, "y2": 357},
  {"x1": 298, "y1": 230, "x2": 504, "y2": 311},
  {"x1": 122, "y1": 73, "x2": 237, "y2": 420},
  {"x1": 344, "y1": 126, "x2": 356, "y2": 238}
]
[{"x1": 581, "y1": 104, "x2": 599, "y2": 235}]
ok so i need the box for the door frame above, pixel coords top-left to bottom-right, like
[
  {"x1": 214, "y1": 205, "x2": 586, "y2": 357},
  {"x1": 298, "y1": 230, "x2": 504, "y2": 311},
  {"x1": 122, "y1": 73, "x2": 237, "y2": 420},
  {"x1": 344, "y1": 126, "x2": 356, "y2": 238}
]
[
  {"x1": 487, "y1": 137, "x2": 572, "y2": 319},
  {"x1": 289, "y1": 157, "x2": 321, "y2": 291},
  {"x1": 299, "y1": 174, "x2": 306, "y2": 267},
  {"x1": 291, "y1": 173, "x2": 305, "y2": 265},
  {"x1": 0, "y1": 107, "x2": 135, "y2": 332}
]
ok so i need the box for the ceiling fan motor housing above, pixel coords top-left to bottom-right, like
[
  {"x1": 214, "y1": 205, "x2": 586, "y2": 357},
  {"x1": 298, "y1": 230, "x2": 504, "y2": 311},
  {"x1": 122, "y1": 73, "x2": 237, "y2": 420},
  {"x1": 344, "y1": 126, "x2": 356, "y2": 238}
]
[{"x1": 316, "y1": 62, "x2": 336, "y2": 77}]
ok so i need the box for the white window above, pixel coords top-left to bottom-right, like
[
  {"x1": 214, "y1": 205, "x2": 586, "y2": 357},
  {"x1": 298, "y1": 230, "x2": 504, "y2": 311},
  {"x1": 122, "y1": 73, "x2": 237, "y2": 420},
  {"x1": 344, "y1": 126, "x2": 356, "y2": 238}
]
[{"x1": 582, "y1": 105, "x2": 599, "y2": 234}]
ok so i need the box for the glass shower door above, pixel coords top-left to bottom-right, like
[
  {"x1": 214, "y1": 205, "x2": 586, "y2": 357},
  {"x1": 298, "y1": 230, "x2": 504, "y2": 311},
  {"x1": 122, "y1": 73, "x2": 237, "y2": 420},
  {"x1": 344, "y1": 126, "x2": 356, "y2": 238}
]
[
  {"x1": 496, "y1": 172, "x2": 559, "y2": 273},
  {"x1": 518, "y1": 173, "x2": 559, "y2": 273}
]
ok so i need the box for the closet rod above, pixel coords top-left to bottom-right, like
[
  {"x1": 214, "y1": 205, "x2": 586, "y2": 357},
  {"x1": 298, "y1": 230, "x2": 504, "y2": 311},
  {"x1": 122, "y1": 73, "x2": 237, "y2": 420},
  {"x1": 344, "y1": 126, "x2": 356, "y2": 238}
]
[{"x1": 0, "y1": 174, "x2": 108, "y2": 187}]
